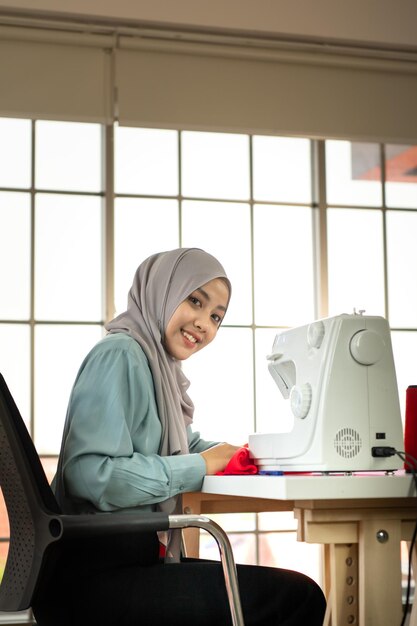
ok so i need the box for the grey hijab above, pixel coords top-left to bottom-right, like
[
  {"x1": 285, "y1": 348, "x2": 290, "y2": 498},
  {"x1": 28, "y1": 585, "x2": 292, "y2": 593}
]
[{"x1": 106, "y1": 248, "x2": 231, "y2": 559}]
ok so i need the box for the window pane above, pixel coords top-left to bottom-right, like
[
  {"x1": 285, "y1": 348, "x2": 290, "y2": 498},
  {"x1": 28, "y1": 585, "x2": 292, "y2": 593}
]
[
  {"x1": 115, "y1": 126, "x2": 178, "y2": 196},
  {"x1": 181, "y1": 200, "x2": 252, "y2": 326},
  {"x1": 259, "y1": 532, "x2": 322, "y2": 584},
  {"x1": 387, "y1": 211, "x2": 417, "y2": 328},
  {"x1": 327, "y1": 208, "x2": 385, "y2": 317},
  {"x1": 326, "y1": 141, "x2": 382, "y2": 207},
  {"x1": 182, "y1": 131, "x2": 250, "y2": 200},
  {"x1": 0, "y1": 324, "x2": 30, "y2": 428},
  {"x1": 200, "y1": 531, "x2": 256, "y2": 565},
  {"x1": 0, "y1": 117, "x2": 31, "y2": 188},
  {"x1": 391, "y1": 331, "x2": 417, "y2": 424},
  {"x1": 114, "y1": 198, "x2": 179, "y2": 315},
  {"x1": 201, "y1": 513, "x2": 256, "y2": 533},
  {"x1": 35, "y1": 120, "x2": 102, "y2": 192},
  {"x1": 34, "y1": 324, "x2": 103, "y2": 454},
  {"x1": 0, "y1": 491, "x2": 9, "y2": 538},
  {"x1": 255, "y1": 328, "x2": 295, "y2": 434},
  {"x1": 35, "y1": 193, "x2": 102, "y2": 321},
  {"x1": 253, "y1": 136, "x2": 312, "y2": 203},
  {"x1": 0, "y1": 540, "x2": 9, "y2": 581},
  {"x1": 254, "y1": 205, "x2": 315, "y2": 326},
  {"x1": 0, "y1": 192, "x2": 31, "y2": 319},
  {"x1": 41, "y1": 457, "x2": 58, "y2": 484},
  {"x1": 385, "y1": 144, "x2": 417, "y2": 209},
  {"x1": 183, "y1": 327, "x2": 254, "y2": 443},
  {"x1": 258, "y1": 511, "x2": 297, "y2": 531}
]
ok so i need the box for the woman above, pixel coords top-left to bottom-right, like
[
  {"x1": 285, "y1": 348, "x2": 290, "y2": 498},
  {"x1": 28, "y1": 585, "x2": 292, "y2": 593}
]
[{"x1": 32, "y1": 248, "x2": 326, "y2": 625}]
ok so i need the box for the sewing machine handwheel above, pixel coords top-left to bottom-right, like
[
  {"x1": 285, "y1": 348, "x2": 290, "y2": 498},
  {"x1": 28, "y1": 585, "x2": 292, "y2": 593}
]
[{"x1": 350, "y1": 329, "x2": 385, "y2": 365}]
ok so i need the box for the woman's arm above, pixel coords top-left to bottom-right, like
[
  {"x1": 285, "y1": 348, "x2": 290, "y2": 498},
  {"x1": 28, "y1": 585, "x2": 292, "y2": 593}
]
[
  {"x1": 187, "y1": 427, "x2": 240, "y2": 474},
  {"x1": 60, "y1": 336, "x2": 206, "y2": 512}
]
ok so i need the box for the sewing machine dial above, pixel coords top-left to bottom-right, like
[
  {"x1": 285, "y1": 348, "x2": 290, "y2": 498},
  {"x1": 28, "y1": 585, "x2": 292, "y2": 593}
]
[
  {"x1": 307, "y1": 321, "x2": 325, "y2": 349},
  {"x1": 290, "y1": 383, "x2": 312, "y2": 418}
]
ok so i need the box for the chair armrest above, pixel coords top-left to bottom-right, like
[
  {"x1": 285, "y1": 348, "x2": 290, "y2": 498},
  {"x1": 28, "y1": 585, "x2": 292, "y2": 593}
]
[{"x1": 57, "y1": 511, "x2": 170, "y2": 538}]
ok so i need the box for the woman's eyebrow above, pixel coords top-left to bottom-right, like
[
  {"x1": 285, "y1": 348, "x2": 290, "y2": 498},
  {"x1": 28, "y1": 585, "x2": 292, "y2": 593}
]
[{"x1": 196, "y1": 287, "x2": 227, "y2": 312}]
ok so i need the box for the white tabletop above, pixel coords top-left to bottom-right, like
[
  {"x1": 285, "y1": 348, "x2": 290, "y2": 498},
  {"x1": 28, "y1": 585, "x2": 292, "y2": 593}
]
[{"x1": 202, "y1": 471, "x2": 417, "y2": 501}]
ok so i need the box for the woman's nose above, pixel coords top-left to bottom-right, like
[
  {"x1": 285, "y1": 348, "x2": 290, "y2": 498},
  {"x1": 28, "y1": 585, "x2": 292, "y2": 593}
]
[{"x1": 194, "y1": 317, "x2": 208, "y2": 331}]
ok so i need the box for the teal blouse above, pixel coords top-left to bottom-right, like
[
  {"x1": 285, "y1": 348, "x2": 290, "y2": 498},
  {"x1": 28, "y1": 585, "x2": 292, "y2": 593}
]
[{"x1": 57, "y1": 333, "x2": 214, "y2": 513}]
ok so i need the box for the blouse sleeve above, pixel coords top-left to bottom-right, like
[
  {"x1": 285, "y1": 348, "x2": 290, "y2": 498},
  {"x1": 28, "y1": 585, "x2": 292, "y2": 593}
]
[{"x1": 61, "y1": 339, "x2": 206, "y2": 512}]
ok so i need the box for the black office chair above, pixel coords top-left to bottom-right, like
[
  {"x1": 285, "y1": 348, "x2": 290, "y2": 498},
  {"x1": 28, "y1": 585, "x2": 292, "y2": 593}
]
[{"x1": 0, "y1": 373, "x2": 244, "y2": 625}]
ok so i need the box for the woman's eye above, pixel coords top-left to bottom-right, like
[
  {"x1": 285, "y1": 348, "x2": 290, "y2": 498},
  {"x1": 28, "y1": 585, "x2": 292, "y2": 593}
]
[
  {"x1": 211, "y1": 313, "x2": 222, "y2": 325},
  {"x1": 188, "y1": 295, "x2": 201, "y2": 306}
]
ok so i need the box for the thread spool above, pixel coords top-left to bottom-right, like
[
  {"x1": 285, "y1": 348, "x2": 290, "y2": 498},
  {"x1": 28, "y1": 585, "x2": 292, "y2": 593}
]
[{"x1": 404, "y1": 385, "x2": 417, "y2": 471}]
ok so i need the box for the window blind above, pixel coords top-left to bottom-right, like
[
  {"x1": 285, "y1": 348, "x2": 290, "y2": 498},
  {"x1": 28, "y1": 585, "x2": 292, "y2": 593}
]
[
  {"x1": 1, "y1": 23, "x2": 417, "y2": 142},
  {"x1": 116, "y1": 38, "x2": 417, "y2": 143},
  {"x1": 0, "y1": 27, "x2": 113, "y2": 123}
]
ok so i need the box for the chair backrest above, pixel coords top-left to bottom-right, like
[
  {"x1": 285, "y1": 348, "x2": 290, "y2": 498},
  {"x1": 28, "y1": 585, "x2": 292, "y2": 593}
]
[{"x1": 0, "y1": 373, "x2": 62, "y2": 611}]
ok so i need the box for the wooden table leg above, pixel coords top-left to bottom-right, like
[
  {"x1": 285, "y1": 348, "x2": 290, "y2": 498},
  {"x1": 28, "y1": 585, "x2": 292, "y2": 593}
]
[
  {"x1": 328, "y1": 543, "x2": 358, "y2": 626},
  {"x1": 407, "y1": 540, "x2": 417, "y2": 626},
  {"x1": 182, "y1": 493, "x2": 203, "y2": 557},
  {"x1": 358, "y1": 518, "x2": 402, "y2": 626},
  {"x1": 322, "y1": 545, "x2": 332, "y2": 626}
]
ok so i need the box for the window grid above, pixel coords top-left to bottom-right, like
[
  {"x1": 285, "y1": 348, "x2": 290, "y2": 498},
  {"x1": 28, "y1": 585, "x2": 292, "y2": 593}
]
[
  {"x1": 323, "y1": 143, "x2": 417, "y2": 332},
  {"x1": 0, "y1": 133, "x2": 416, "y2": 327},
  {"x1": 112, "y1": 130, "x2": 318, "y2": 566},
  {"x1": 311, "y1": 140, "x2": 329, "y2": 319},
  {"x1": 0, "y1": 119, "x2": 106, "y2": 447},
  {"x1": 29, "y1": 121, "x2": 35, "y2": 439},
  {"x1": 1, "y1": 120, "x2": 416, "y2": 584},
  {"x1": 380, "y1": 144, "x2": 390, "y2": 321},
  {"x1": 249, "y1": 135, "x2": 258, "y2": 439}
]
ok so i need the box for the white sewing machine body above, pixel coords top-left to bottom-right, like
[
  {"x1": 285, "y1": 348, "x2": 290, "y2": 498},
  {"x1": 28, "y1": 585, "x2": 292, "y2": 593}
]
[{"x1": 249, "y1": 314, "x2": 404, "y2": 473}]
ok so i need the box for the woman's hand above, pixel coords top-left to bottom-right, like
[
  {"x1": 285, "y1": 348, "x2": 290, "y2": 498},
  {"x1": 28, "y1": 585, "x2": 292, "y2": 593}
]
[{"x1": 200, "y1": 443, "x2": 241, "y2": 475}]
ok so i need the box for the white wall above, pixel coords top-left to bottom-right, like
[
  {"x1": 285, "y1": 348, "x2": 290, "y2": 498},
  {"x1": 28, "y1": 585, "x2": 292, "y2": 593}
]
[{"x1": 0, "y1": 0, "x2": 417, "y2": 49}]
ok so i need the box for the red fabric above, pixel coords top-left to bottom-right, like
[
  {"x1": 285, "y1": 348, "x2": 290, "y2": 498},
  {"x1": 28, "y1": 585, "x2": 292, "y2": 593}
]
[
  {"x1": 404, "y1": 385, "x2": 417, "y2": 470},
  {"x1": 216, "y1": 445, "x2": 258, "y2": 475},
  {"x1": 159, "y1": 543, "x2": 166, "y2": 558}
]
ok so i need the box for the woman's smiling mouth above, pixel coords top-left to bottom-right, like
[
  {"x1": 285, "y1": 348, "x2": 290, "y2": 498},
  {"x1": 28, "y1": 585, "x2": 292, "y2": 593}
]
[{"x1": 181, "y1": 329, "x2": 200, "y2": 344}]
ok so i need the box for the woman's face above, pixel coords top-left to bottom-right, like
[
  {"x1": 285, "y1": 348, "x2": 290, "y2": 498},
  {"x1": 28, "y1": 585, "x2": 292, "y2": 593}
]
[{"x1": 164, "y1": 278, "x2": 229, "y2": 360}]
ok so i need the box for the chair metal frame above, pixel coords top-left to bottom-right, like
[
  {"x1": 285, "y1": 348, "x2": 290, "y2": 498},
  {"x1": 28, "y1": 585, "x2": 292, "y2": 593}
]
[{"x1": 0, "y1": 373, "x2": 244, "y2": 625}]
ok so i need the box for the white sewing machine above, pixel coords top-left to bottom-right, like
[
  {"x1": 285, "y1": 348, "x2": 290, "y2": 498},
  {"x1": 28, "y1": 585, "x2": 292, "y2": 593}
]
[{"x1": 249, "y1": 313, "x2": 404, "y2": 473}]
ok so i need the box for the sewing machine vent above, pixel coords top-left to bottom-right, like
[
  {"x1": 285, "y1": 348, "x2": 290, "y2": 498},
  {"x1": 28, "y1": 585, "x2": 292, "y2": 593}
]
[{"x1": 334, "y1": 427, "x2": 362, "y2": 458}]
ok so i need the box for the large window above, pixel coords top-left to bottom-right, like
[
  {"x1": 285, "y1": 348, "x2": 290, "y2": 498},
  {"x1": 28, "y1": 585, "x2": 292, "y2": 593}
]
[
  {"x1": 324, "y1": 140, "x2": 417, "y2": 420},
  {"x1": 1, "y1": 117, "x2": 417, "y2": 591},
  {"x1": 114, "y1": 129, "x2": 316, "y2": 443}
]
